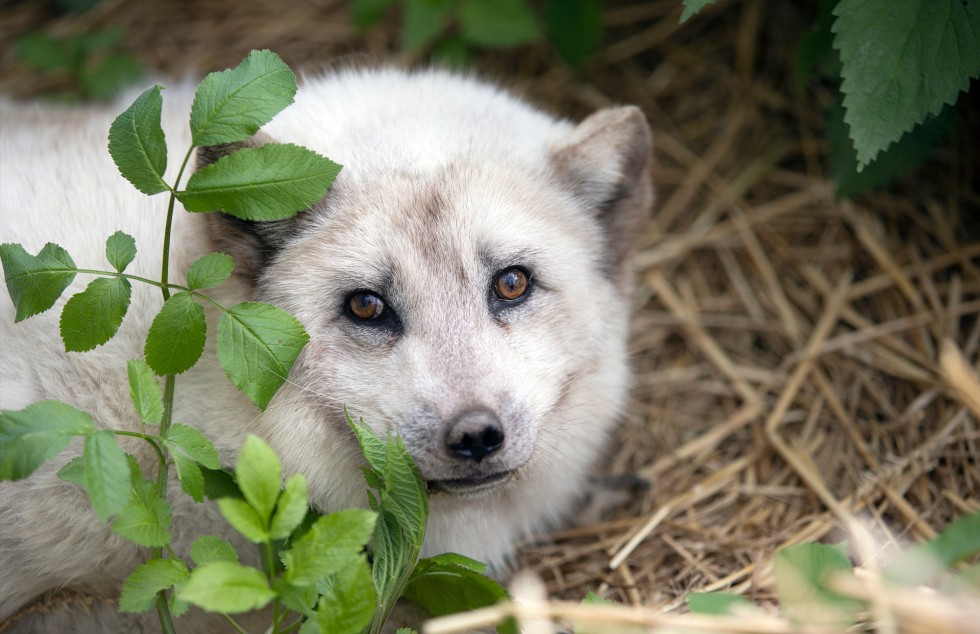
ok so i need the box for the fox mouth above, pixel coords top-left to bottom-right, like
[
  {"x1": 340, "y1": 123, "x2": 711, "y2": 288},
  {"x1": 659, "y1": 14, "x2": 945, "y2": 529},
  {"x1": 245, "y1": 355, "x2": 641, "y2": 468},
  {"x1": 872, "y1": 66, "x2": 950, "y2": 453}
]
[{"x1": 427, "y1": 470, "x2": 513, "y2": 497}]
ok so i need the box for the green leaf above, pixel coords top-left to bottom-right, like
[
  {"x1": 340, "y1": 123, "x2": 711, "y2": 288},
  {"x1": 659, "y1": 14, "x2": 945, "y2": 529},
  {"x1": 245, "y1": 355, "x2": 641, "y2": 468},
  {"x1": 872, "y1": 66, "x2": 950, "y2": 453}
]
[
  {"x1": 884, "y1": 512, "x2": 980, "y2": 586},
  {"x1": 107, "y1": 85, "x2": 168, "y2": 195},
  {"x1": 361, "y1": 466, "x2": 384, "y2": 491},
  {"x1": 216, "y1": 301, "x2": 310, "y2": 411},
  {"x1": 16, "y1": 32, "x2": 67, "y2": 71},
  {"x1": 546, "y1": 0, "x2": 602, "y2": 68},
  {"x1": 178, "y1": 143, "x2": 341, "y2": 221},
  {"x1": 417, "y1": 552, "x2": 487, "y2": 574},
  {"x1": 60, "y1": 276, "x2": 131, "y2": 352},
  {"x1": 795, "y1": 0, "x2": 841, "y2": 87},
  {"x1": 119, "y1": 558, "x2": 188, "y2": 613},
  {"x1": 282, "y1": 509, "x2": 377, "y2": 586},
  {"x1": 832, "y1": 0, "x2": 980, "y2": 169},
  {"x1": 347, "y1": 411, "x2": 387, "y2": 473},
  {"x1": 459, "y1": 0, "x2": 540, "y2": 47},
  {"x1": 191, "y1": 535, "x2": 239, "y2": 566},
  {"x1": 274, "y1": 578, "x2": 318, "y2": 618},
  {"x1": 112, "y1": 463, "x2": 173, "y2": 546},
  {"x1": 172, "y1": 451, "x2": 205, "y2": 503},
  {"x1": 270, "y1": 473, "x2": 308, "y2": 539},
  {"x1": 404, "y1": 556, "x2": 507, "y2": 618},
  {"x1": 201, "y1": 466, "x2": 243, "y2": 500},
  {"x1": 433, "y1": 38, "x2": 471, "y2": 69},
  {"x1": 169, "y1": 576, "x2": 191, "y2": 618},
  {"x1": 0, "y1": 242, "x2": 77, "y2": 322},
  {"x1": 582, "y1": 590, "x2": 616, "y2": 605},
  {"x1": 396, "y1": 630, "x2": 419, "y2": 634},
  {"x1": 402, "y1": 0, "x2": 454, "y2": 52},
  {"x1": 687, "y1": 592, "x2": 756, "y2": 615},
  {"x1": 680, "y1": 0, "x2": 716, "y2": 23},
  {"x1": 164, "y1": 423, "x2": 220, "y2": 469},
  {"x1": 84, "y1": 430, "x2": 131, "y2": 523},
  {"x1": 186, "y1": 252, "x2": 234, "y2": 290},
  {"x1": 380, "y1": 432, "x2": 428, "y2": 544},
  {"x1": 189, "y1": 49, "x2": 297, "y2": 147},
  {"x1": 828, "y1": 98, "x2": 957, "y2": 199},
  {"x1": 217, "y1": 497, "x2": 269, "y2": 543},
  {"x1": 127, "y1": 359, "x2": 164, "y2": 427},
  {"x1": 352, "y1": 0, "x2": 398, "y2": 30},
  {"x1": 235, "y1": 434, "x2": 281, "y2": 522},
  {"x1": 316, "y1": 556, "x2": 376, "y2": 634},
  {"x1": 58, "y1": 455, "x2": 87, "y2": 488},
  {"x1": 941, "y1": 563, "x2": 980, "y2": 594},
  {"x1": 773, "y1": 542, "x2": 860, "y2": 627},
  {"x1": 80, "y1": 53, "x2": 144, "y2": 101},
  {"x1": 144, "y1": 291, "x2": 206, "y2": 375},
  {"x1": 79, "y1": 28, "x2": 121, "y2": 54},
  {"x1": 370, "y1": 509, "x2": 410, "y2": 609},
  {"x1": 178, "y1": 560, "x2": 276, "y2": 613},
  {"x1": 105, "y1": 232, "x2": 137, "y2": 274},
  {"x1": 0, "y1": 400, "x2": 95, "y2": 481}
]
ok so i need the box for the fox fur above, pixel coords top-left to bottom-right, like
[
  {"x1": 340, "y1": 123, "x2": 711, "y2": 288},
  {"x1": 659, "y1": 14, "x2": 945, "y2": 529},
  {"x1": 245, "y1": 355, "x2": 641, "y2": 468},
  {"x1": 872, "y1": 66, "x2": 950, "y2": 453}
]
[{"x1": 0, "y1": 67, "x2": 653, "y2": 632}]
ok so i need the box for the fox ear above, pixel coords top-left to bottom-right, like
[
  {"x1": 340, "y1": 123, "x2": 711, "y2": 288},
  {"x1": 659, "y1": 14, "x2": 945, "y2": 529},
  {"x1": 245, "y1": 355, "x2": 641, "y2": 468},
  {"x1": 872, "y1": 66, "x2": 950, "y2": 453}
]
[
  {"x1": 196, "y1": 133, "x2": 307, "y2": 287},
  {"x1": 551, "y1": 106, "x2": 653, "y2": 286}
]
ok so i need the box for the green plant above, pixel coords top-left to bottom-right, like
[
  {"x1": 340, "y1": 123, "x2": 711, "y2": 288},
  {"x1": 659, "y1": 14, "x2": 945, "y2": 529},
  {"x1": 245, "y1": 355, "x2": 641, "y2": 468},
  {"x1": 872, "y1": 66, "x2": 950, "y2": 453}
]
[{"x1": 0, "y1": 50, "x2": 513, "y2": 634}]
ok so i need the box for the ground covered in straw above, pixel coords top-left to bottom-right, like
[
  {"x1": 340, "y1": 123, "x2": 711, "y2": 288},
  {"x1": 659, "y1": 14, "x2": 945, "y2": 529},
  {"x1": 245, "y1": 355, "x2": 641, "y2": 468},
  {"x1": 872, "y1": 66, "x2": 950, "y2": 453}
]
[{"x1": 2, "y1": 0, "x2": 978, "y2": 624}]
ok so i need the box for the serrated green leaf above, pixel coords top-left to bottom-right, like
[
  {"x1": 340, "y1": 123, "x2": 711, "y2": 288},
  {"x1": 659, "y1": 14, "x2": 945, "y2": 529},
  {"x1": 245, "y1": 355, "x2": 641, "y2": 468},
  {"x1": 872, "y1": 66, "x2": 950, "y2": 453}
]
[
  {"x1": 164, "y1": 423, "x2": 220, "y2": 469},
  {"x1": 347, "y1": 411, "x2": 387, "y2": 474},
  {"x1": 80, "y1": 53, "x2": 143, "y2": 100},
  {"x1": 282, "y1": 509, "x2": 377, "y2": 586},
  {"x1": 112, "y1": 463, "x2": 173, "y2": 546},
  {"x1": 404, "y1": 556, "x2": 506, "y2": 617},
  {"x1": 316, "y1": 555, "x2": 376, "y2": 634},
  {"x1": 270, "y1": 473, "x2": 308, "y2": 539},
  {"x1": 884, "y1": 512, "x2": 980, "y2": 586},
  {"x1": 352, "y1": 0, "x2": 398, "y2": 31},
  {"x1": 583, "y1": 590, "x2": 616, "y2": 605},
  {"x1": 402, "y1": 0, "x2": 454, "y2": 52},
  {"x1": 119, "y1": 558, "x2": 188, "y2": 613},
  {"x1": 60, "y1": 276, "x2": 131, "y2": 352},
  {"x1": 105, "y1": 231, "x2": 137, "y2": 273},
  {"x1": 235, "y1": 434, "x2": 281, "y2": 522},
  {"x1": 274, "y1": 577, "x2": 318, "y2": 618},
  {"x1": 0, "y1": 401, "x2": 95, "y2": 481},
  {"x1": 832, "y1": 0, "x2": 980, "y2": 169},
  {"x1": 189, "y1": 50, "x2": 296, "y2": 147},
  {"x1": 16, "y1": 32, "x2": 67, "y2": 71},
  {"x1": 144, "y1": 291, "x2": 206, "y2": 375},
  {"x1": 58, "y1": 455, "x2": 87, "y2": 488},
  {"x1": 216, "y1": 301, "x2": 309, "y2": 411},
  {"x1": 371, "y1": 509, "x2": 410, "y2": 609},
  {"x1": 201, "y1": 466, "x2": 243, "y2": 500},
  {"x1": 361, "y1": 466, "x2": 384, "y2": 491},
  {"x1": 107, "y1": 85, "x2": 168, "y2": 195},
  {"x1": 169, "y1": 575, "x2": 191, "y2": 618},
  {"x1": 190, "y1": 535, "x2": 239, "y2": 566},
  {"x1": 380, "y1": 432, "x2": 427, "y2": 544},
  {"x1": 84, "y1": 429, "x2": 131, "y2": 523},
  {"x1": 418, "y1": 552, "x2": 487, "y2": 574},
  {"x1": 546, "y1": 0, "x2": 602, "y2": 67},
  {"x1": 217, "y1": 497, "x2": 269, "y2": 543},
  {"x1": 0, "y1": 242, "x2": 77, "y2": 322},
  {"x1": 396, "y1": 630, "x2": 419, "y2": 634},
  {"x1": 687, "y1": 592, "x2": 757, "y2": 615},
  {"x1": 459, "y1": 0, "x2": 540, "y2": 47},
  {"x1": 186, "y1": 252, "x2": 234, "y2": 290},
  {"x1": 680, "y1": 0, "x2": 716, "y2": 23},
  {"x1": 178, "y1": 560, "x2": 276, "y2": 613},
  {"x1": 127, "y1": 359, "x2": 163, "y2": 427},
  {"x1": 773, "y1": 542, "x2": 860, "y2": 627},
  {"x1": 172, "y1": 451, "x2": 205, "y2": 503},
  {"x1": 178, "y1": 143, "x2": 341, "y2": 221}
]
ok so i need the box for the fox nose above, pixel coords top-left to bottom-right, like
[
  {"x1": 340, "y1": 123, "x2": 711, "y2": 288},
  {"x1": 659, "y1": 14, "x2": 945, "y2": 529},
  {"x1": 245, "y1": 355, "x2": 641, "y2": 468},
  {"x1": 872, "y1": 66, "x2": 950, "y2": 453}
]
[{"x1": 446, "y1": 411, "x2": 504, "y2": 462}]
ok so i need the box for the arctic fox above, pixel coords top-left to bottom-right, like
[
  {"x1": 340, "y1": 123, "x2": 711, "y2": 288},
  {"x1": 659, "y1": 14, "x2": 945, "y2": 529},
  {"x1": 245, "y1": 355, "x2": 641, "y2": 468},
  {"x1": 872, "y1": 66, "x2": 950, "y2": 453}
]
[{"x1": 0, "y1": 67, "x2": 652, "y2": 632}]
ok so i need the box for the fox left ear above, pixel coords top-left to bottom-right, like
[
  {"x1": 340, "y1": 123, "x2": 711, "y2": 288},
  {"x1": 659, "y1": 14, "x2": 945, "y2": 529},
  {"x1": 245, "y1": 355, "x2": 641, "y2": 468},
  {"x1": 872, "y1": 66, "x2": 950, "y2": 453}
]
[{"x1": 551, "y1": 106, "x2": 653, "y2": 286}]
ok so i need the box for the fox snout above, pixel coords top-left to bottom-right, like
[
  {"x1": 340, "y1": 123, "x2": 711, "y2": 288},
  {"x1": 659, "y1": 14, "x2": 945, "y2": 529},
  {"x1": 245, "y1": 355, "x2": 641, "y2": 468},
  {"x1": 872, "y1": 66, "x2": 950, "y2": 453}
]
[{"x1": 445, "y1": 410, "x2": 505, "y2": 463}]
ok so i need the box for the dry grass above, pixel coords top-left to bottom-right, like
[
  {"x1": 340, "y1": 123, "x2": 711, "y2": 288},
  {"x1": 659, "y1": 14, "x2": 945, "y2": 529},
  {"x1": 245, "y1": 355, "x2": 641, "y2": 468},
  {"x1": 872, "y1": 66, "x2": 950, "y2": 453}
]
[{"x1": 2, "y1": 0, "x2": 979, "y2": 631}]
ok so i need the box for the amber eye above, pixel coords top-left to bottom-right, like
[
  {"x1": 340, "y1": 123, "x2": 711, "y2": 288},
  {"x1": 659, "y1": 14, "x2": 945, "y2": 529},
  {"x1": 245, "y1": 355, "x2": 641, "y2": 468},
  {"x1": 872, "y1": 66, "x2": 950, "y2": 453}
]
[
  {"x1": 494, "y1": 268, "x2": 529, "y2": 301},
  {"x1": 348, "y1": 292, "x2": 385, "y2": 320}
]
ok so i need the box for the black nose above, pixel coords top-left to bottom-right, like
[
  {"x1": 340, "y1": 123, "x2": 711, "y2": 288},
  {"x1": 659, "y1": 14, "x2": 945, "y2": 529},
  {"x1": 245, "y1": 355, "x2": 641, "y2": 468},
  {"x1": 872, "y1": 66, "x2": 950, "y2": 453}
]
[{"x1": 446, "y1": 411, "x2": 505, "y2": 462}]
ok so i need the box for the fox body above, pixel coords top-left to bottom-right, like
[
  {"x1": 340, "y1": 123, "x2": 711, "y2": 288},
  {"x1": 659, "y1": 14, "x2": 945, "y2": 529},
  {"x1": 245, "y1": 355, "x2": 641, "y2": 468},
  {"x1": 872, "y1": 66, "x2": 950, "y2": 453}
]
[{"x1": 0, "y1": 68, "x2": 652, "y2": 632}]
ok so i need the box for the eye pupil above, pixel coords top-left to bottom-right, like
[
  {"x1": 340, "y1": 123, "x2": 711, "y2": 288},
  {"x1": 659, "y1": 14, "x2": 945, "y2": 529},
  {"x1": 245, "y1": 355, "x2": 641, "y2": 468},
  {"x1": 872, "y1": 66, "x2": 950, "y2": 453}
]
[
  {"x1": 495, "y1": 268, "x2": 528, "y2": 301},
  {"x1": 349, "y1": 293, "x2": 384, "y2": 320}
]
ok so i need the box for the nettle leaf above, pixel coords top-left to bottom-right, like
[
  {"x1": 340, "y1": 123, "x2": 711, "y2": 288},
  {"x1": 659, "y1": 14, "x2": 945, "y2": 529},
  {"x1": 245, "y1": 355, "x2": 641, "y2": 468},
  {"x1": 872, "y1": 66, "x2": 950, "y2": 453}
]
[
  {"x1": 58, "y1": 455, "x2": 87, "y2": 488},
  {"x1": 164, "y1": 423, "x2": 220, "y2": 469},
  {"x1": 371, "y1": 509, "x2": 410, "y2": 606},
  {"x1": 105, "y1": 231, "x2": 137, "y2": 273},
  {"x1": 773, "y1": 542, "x2": 860, "y2": 627},
  {"x1": 60, "y1": 276, "x2": 131, "y2": 352},
  {"x1": 680, "y1": 0, "x2": 716, "y2": 23},
  {"x1": 172, "y1": 452, "x2": 205, "y2": 502},
  {"x1": 380, "y1": 433, "x2": 428, "y2": 544},
  {"x1": 347, "y1": 411, "x2": 387, "y2": 474},
  {"x1": 191, "y1": 535, "x2": 239, "y2": 566},
  {"x1": 270, "y1": 473, "x2": 308, "y2": 539},
  {"x1": 186, "y1": 252, "x2": 234, "y2": 290},
  {"x1": 832, "y1": 0, "x2": 980, "y2": 169},
  {"x1": 178, "y1": 560, "x2": 276, "y2": 613},
  {"x1": 216, "y1": 301, "x2": 310, "y2": 411},
  {"x1": 404, "y1": 556, "x2": 507, "y2": 618},
  {"x1": 352, "y1": 0, "x2": 397, "y2": 31},
  {"x1": 459, "y1": 0, "x2": 540, "y2": 47},
  {"x1": 15, "y1": 32, "x2": 67, "y2": 71},
  {"x1": 178, "y1": 143, "x2": 341, "y2": 221},
  {"x1": 884, "y1": 512, "x2": 980, "y2": 587},
  {"x1": 107, "y1": 84, "x2": 168, "y2": 195},
  {"x1": 119, "y1": 558, "x2": 188, "y2": 613},
  {"x1": 201, "y1": 466, "x2": 243, "y2": 500},
  {"x1": 217, "y1": 497, "x2": 268, "y2": 543},
  {"x1": 687, "y1": 592, "x2": 757, "y2": 615},
  {"x1": 274, "y1": 577, "x2": 318, "y2": 619},
  {"x1": 316, "y1": 556, "x2": 376, "y2": 634},
  {"x1": 282, "y1": 509, "x2": 377, "y2": 586},
  {"x1": 144, "y1": 291, "x2": 206, "y2": 375},
  {"x1": 546, "y1": 0, "x2": 602, "y2": 68},
  {"x1": 84, "y1": 430, "x2": 131, "y2": 523},
  {"x1": 169, "y1": 576, "x2": 191, "y2": 619},
  {"x1": 127, "y1": 359, "x2": 164, "y2": 427},
  {"x1": 235, "y1": 434, "x2": 281, "y2": 521},
  {"x1": 112, "y1": 461, "x2": 173, "y2": 546},
  {"x1": 189, "y1": 49, "x2": 296, "y2": 147},
  {"x1": 0, "y1": 400, "x2": 95, "y2": 481},
  {"x1": 0, "y1": 242, "x2": 77, "y2": 322},
  {"x1": 402, "y1": 0, "x2": 454, "y2": 52}
]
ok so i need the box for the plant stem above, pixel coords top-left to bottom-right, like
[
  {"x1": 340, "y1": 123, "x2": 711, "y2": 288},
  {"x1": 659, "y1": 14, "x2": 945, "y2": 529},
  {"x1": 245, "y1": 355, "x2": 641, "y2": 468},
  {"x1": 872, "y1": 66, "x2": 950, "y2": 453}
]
[
  {"x1": 74, "y1": 269, "x2": 230, "y2": 311},
  {"x1": 112, "y1": 431, "x2": 166, "y2": 462},
  {"x1": 278, "y1": 617, "x2": 305, "y2": 634},
  {"x1": 154, "y1": 591, "x2": 178, "y2": 634},
  {"x1": 222, "y1": 613, "x2": 249, "y2": 634},
  {"x1": 160, "y1": 147, "x2": 194, "y2": 301}
]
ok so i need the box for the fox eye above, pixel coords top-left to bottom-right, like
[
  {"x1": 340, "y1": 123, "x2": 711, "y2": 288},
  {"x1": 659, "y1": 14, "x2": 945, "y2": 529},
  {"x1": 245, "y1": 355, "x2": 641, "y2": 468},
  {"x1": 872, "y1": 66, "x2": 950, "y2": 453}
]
[
  {"x1": 494, "y1": 268, "x2": 529, "y2": 301},
  {"x1": 348, "y1": 292, "x2": 385, "y2": 321}
]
